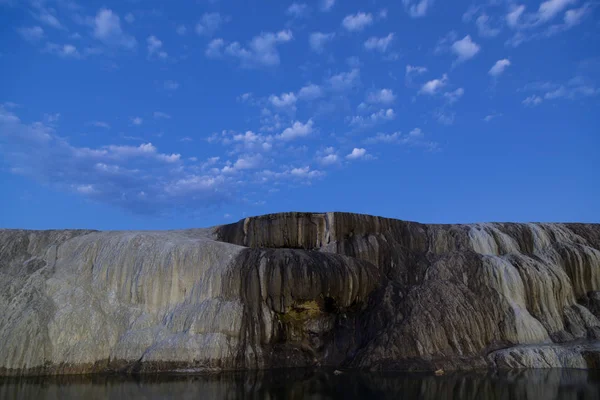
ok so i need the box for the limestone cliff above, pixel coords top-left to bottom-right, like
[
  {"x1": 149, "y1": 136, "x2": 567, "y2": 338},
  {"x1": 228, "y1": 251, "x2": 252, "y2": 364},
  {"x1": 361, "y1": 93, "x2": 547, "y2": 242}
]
[{"x1": 1, "y1": 212, "x2": 600, "y2": 376}]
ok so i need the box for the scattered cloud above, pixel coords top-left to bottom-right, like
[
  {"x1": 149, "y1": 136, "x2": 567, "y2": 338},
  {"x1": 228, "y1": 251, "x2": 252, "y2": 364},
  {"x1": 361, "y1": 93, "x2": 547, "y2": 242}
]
[
  {"x1": 483, "y1": 113, "x2": 502, "y2": 122},
  {"x1": 269, "y1": 92, "x2": 297, "y2": 110},
  {"x1": 44, "y1": 43, "x2": 80, "y2": 58},
  {"x1": 131, "y1": 117, "x2": 143, "y2": 126},
  {"x1": 164, "y1": 80, "x2": 180, "y2": 91},
  {"x1": 287, "y1": 3, "x2": 308, "y2": 18},
  {"x1": 89, "y1": 121, "x2": 110, "y2": 129},
  {"x1": 451, "y1": 35, "x2": 480, "y2": 63},
  {"x1": 521, "y1": 76, "x2": 599, "y2": 106},
  {"x1": 309, "y1": 32, "x2": 335, "y2": 53},
  {"x1": 349, "y1": 108, "x2": 395, "y2": 127},
  {"x1": 419, "y1": 74, "x2": 448, "y2": 95},
  {"x1": 93, "y1": 9, "x2": 137, "y2": 49},
  {"x1": 522, "y1": 95, "x2": 544, "y2": 106},
  {"x1": 405, "y1": 65, "x2": 428, "y2": 84},
  {"x1": 176, "y1": 25, "x2": 187, "y2": 35},
  {"x1": 402, "y1": 0, "x2": 433, "y2": 18},
  {"x1": 367, "y1": 89, "x2": 396, "y2": 105},
  {"x1": 365, "y1": 128, "x2": 438, "y2": 150},
  {"x1": 320, "y1": 0, "x2": 335, "y2": 12},
  {"x1": 434, "y1": 31, "x2": 458, "y2": 54},
  {"x1": 34, "y1": 7, "x2": 64, "y2": 30},
  {"x1": 328, "y1": 68, "x2": 360, "y2": 91},
  {"x1": 476, "y1": 13, "x2": 501, "y2": 37},
  {"x1": 18, "y1": 26, "x2": 44, "y2": 41},
  {"x1": 443, "y1": 88, "x2": 464, "y2": 104},
  {"x1": 298, "y1": 84, "x2": 323, "y2": 100},
  {"x1": 196, "y1": 12, "x2": 224, "y2": 36},
  {"x1": 147, "y1": 35, "x2": 167, "y2": 59},
  {"x1": 0, "y1": 106, "x2": 213, "y2": 214},
  {"x1": 211, "y1": 30, "x2": 293, "y2": 68},
  {"x1": 489, "y1": 59, "x2": 511, "y2": 77},
  {"x1": 153, "y1": 112, "x2": 171, "y2": 119},
  {"x1": 346, "y1": 148, "x2": 370, "y2": 160},
  {"x1": 124, "y1": 13, "x2": 135, "y2": 23},
  {"x1": 364, "y1": 33, "x2": 394, "y2": 52},
  {"x1": 278, "y1": 119, "x2": 314, "y2": 141},
  {"x1": 342, "y1": 12, "x2": 373, "y2": 32}
]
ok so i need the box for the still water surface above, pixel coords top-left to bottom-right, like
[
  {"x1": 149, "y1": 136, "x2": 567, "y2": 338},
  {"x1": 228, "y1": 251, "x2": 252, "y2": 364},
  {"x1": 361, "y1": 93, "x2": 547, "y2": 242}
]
[{"x1": 2, "y1": 368, "x2": 600, "y2": 399}]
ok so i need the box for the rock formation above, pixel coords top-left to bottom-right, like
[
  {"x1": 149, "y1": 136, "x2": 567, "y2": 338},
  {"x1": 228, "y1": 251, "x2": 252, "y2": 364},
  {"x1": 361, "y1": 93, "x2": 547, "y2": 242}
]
[{"x1": 1, "y1": 212, "x2": 600, "y2": 376}]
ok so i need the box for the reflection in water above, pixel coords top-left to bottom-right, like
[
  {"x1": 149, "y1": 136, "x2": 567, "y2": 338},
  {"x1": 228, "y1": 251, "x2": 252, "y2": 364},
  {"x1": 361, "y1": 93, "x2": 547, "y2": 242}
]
[{"x1": 2, "y1": 368, "x2": 600, "y2": 400}]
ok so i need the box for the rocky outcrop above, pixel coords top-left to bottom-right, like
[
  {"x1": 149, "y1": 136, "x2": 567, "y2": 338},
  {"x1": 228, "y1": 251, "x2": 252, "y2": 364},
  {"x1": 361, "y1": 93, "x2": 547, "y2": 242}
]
[{"x1": 1, "y1": 212, "x2": 600, "y2": 376}]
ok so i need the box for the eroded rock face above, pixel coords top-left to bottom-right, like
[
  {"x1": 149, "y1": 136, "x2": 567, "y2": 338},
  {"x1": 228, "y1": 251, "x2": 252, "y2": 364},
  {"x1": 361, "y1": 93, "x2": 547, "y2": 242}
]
[{"x1": 1, "y1": 213, "x2": 600, "y2": 376}]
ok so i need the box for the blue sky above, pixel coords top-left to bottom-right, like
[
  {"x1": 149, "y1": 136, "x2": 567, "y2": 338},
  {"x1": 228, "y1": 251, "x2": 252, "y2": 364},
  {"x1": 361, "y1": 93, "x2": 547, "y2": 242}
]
[{"x1": 1, "y1": 0, "x2": 599, "y2": 230}]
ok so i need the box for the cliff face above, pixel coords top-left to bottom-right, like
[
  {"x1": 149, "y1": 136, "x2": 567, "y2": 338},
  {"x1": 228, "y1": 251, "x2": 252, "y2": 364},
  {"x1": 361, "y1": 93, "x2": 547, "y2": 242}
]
[{"x1": 1, "y1": 213, "x2": 600, "y2": 376}]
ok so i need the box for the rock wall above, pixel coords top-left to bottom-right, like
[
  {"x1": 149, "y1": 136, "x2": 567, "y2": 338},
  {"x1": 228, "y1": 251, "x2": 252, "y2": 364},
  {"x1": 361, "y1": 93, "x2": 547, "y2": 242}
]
[{"x1": 1, "y1": 213, "x2": 600, "y2": 376}]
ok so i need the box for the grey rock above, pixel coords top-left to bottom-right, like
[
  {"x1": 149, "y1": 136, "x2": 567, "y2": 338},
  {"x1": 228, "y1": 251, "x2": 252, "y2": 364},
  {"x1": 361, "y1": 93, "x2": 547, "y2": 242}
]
[{"x1": 1, "y1": 212, "x2": 600, "y2": 376}]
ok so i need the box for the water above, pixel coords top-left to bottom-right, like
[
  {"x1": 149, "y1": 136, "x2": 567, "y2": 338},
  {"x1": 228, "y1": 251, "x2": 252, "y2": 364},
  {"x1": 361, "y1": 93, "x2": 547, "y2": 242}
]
[{"x1": 2, "y1": 368, "x2": 600, "y2": 399}]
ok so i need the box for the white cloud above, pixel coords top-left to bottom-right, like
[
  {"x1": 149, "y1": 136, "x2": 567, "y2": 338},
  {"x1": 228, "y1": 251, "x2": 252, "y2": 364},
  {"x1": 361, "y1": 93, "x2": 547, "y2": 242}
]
[
  {"x1": 205, "y1": 38, "x2": 225, "y2": 58},
  {"x1": 444, "y1": 88, "x2": 464, "y2": 104},
  {"x1": 147, "y1": 35, "x2": 167, "y2": 59},
  {"x1": 489, "y1": 59, "x2": 511, "y2": 77},
  {"x1": 451, "y1": 35, "x2": 480, "y2": 63},
  {"x1": 346, "y1": 148, "x2": 369, "y2": 160},
  {"x1": 364, "y1": 33, "x2": 394, "y2": 52},
  {"x1": 176, "y1": 25, "x2": 187, "y2": 35},
  {"x1": 476, "y1": 14, "x2": 501, "y2": 37},
  {"x1": 44, "y1": 43, "x2": 80, "y2": 58},
  {"x1": 402, "y1": 0, "x2": 433, "y2": 18},
  {"x1": 289, "y1": 166, "x2": 324, "y2": 179},
  {"x1": 342, "y1": 12, "x2": 373, "y2": 32},
  {"x1": 196, "y1": 12, "x2": 223, "y2": 36},
  {"x1": 523, "y1": 95, "x2": 543, "y2": 106},
  {"x1": 287, "y1": 3, "x2": 308, "y2": 18},
  {"x1": 221, "y1": 30, "x2": 293, "y2": 68},
  {"x1": 89, "y1": 121, "x2": 110, "y2": 129},
  {"x1": 507, "y1": 0, "x2": 576, "y2": 30},
  {"x1": 349, "y1": 109, "x2": 395, "y2": 127},
  {"x1": 564, "y1": 5, "x2": 590, "y2": 27},
  {"x1": 124, "y1": 13, "x2": 135, "y2": 23},
  {"x1": 419, "y1": 74, "x2": 448, "y2": 95},
  {"x1": 93, "y1": 9, "x2": 137, "y2": 49},
  {"x1": 367, "y1": 89, "x2": 396, "y2": 105},
  {"x1": 538, "y1": 0, "x2": 576, "y2": 23},
  {"x1": 309, "y1": 32, "x2": 335, "y2": 53},
  {"x1": 317, "y1": 148, "x2": 340, "y2": 166},
  {"x1": 278, "y1": 119, "x2": 314, "y2": 141},
  {"x1": 405, "y1": 65, "x2": 428, "y2": 83},
  {"x1": 435, "y1": 110, "x2": 455, "y2": 125},
  {"x1": 298, "y1": 84, "x2": 323, "y2": 100},
  {"x1": 164, "y1": 80, "x2": 180, "y2": 91},
  {"x1": 269, "y1": 92, "x2": 297, "y2": 109},
  {"x1": 328, "y1": 68, "x2": 360, "y2": 91},
  {"x1": 365, "y1": 128, "x2": 438, "y2": 150},
  {"x1": 435, "y1": 31, "x2": 458, "y2": 54},
  {"x1": 483, "y1": 113, "x2": 502, "y2": 122},
  {"x1": 131, "y1": 117, "x2": 143, "y2": 126},
  {"x1": 153, "y1": 111, "x2": 171, "y2": 119},
  {"x1": 506, "y1": 5, "x2": 526, "y2": 28},
  {"x1": 238, "y1": 92, "x2": 253, "y2": 102},
  {"x1": 18, "y1": 26, "x2": 44, "y2": 41},
  {"x1": 320, "y1": 0, "x2": 335, "y2": 12},
  {"x1": 35, "y1": 8, "x2": 64, "y2": 30}
]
